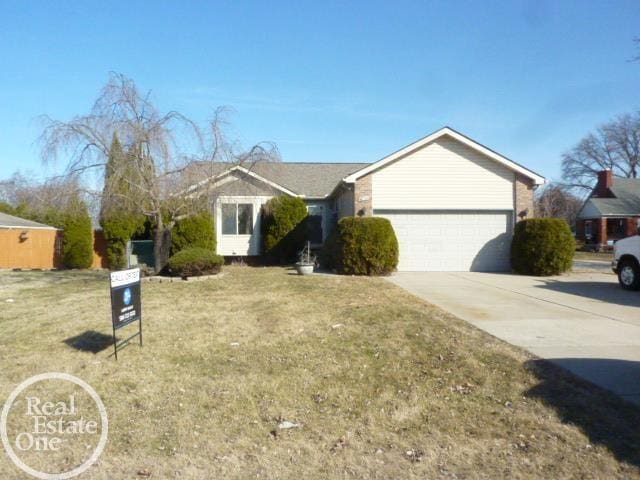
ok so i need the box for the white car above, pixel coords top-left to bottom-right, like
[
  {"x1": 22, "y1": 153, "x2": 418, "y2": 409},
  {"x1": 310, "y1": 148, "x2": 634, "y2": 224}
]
[{"x1": 612, "y1": 235, "x2": 640, "y2": 290}]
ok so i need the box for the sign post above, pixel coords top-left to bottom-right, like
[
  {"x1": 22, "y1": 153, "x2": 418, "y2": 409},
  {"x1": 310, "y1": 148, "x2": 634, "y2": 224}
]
[{"x1": 109, "y1": 268, "x2": 142, "y2": 360}]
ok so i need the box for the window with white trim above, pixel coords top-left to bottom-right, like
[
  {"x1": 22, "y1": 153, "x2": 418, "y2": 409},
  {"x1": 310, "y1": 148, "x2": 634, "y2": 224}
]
[{"x1": 222, "y1": 203, "x2": 253, "y2": 235}]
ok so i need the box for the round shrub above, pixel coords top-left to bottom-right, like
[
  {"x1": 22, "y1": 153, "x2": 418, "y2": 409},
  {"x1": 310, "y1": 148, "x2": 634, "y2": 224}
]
[
  {"x1": 62, "y1": 201, "x2": 93, "y2": 269},
  {"x1": 322, "y1": 217, "x2": 399, "y2": 275},
  {"x1": 166, "y1": 247, "x2": 224, "y2": 277},
  {"x1": 171, "y1": 211, "x2": 216, "y2": 255},
  {"x1": 262, "y1": 196, "x2": 308, "y2": 262},
  {"x1": 511, "y1": 218, "x2": 575, "y2": 276}
]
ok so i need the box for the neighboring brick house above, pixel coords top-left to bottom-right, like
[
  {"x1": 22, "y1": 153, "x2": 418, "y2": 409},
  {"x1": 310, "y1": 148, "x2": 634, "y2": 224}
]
[
  {"x1": 189, "y1": 127, "x2": 544, "y2": 271},
  {"x1": 576, "y1": 170, "x2": 640, "y2": 250}
]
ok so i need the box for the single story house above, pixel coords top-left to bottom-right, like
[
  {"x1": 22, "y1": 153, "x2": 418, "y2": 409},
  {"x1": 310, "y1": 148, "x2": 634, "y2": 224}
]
[
  {"x1": 190, "y1": 127, "x2": 545, "y2": 271},
  {"x1": 0, "y1": 212, "x2": 62, "y2": 269},
  {"x1": 576, "y1": 170, "x2": 640, "y2": 249}
]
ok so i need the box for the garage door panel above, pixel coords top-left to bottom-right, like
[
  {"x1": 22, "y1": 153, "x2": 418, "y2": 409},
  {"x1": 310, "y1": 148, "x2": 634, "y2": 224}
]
[{"x1": 375, "y1": 210, "x2": 512, "y2": 272}]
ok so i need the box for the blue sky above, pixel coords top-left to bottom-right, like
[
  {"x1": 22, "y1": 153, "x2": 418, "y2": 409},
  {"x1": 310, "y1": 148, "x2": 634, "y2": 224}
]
[{"x1": 0, "y1": 0, "x2": 638, "y2": 182}]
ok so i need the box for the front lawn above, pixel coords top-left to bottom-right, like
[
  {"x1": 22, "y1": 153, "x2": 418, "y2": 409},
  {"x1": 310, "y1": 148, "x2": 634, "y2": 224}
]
[
  {"x1": 574, "y1": 250, "x2": 614, "y2": 262},
  {"x1": 1, "y1": 267, "x2": 639, "y2": 478}
]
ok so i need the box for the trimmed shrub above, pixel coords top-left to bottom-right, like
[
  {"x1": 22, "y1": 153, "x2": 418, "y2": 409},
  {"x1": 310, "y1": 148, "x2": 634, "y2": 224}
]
[
  {"x1": 166, "y1": 247, "x2": 224, "y2": 277},
  {"x1": 62, "y1": 201, "x2": 93, "y2": 269},
  {"x1": 171, "y1": 212, "x2": 216, "y2": 255},
  {"x1": 322, "y1": 217, "x2": 399, "y2": 275},
  {"x1": 262, "y1": 196, "x2": 309, "y2": 262},
  {"x1": 100, "y1": 134, "x2": 150, "y2": 269},
  {"x1": 511, "y1": 218, "x2": 575, "y2": 276}
]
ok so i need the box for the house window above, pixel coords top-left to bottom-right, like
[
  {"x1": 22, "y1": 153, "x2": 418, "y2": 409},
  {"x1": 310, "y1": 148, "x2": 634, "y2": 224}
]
[
  {"x1": 237, "y1": 204, "x2": 253, "y2": 235},
  {"x1": 222, "y1": 203, "x2": 253, "y2": 235},
  {"x1": 606, "y1": 218, "x2": 626, "y2": 240}
]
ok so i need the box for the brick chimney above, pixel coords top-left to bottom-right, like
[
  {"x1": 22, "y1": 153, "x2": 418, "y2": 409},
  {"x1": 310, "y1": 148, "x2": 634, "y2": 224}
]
[{"x1": 594, "y1": 170, "x2": 613, "y2": 197}]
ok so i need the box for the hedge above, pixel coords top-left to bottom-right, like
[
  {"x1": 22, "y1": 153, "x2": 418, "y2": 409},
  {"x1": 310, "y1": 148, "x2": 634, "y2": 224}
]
[
  {"x1": 0, "y1": 201, "x2": 15, "y2": 215},
  {"x1": 171, "y1": 211, "x2": 216, "y2": 255},
  {"x1": 511, "y1": 218, "x2": 575, "y2": 276},
  {"x1": 166, "y1": 247, "x2": 224, "y2": 277},
  {"x1": 62, "y1": 201, "x2": 93, "y2": 269},
  {"x1": 262, "y1": 196, "x2": 309, "y2": 262},
  {"x1": 322, "y1": 216, "x2": 399, "y2": 275},
  {"x1": 101, "y1": 214, "x2": 146, "y2": 270}
]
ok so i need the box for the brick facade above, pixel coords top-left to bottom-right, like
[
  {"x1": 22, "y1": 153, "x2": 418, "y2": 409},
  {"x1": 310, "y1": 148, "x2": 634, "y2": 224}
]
[
  {"x1": 597, "y1": 218, "x2": 607, "y2": 247},
  {"x1": 577, "y1": 217, "x2": 639, "y2": 248},
  {"x1": 354, "y1": 174, "x2": 372, "y2": 216},
  {"x1": 515, "y1": 174, "x2": 535, "y2": 220},
  {"x1": 576, "y1": 220, "x2": 585, "y2": 241}
]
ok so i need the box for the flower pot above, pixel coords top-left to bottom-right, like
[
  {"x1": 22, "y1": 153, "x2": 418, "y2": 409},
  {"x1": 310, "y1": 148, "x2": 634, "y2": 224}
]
[{"x1": 295, "y1": 262, "x2": 314, "y2": 275}]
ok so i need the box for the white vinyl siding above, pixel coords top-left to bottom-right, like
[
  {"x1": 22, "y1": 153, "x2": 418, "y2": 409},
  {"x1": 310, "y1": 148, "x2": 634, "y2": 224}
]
[
  {"x1": 215, "y1": 196, "x2": 271, "y2": 256},
  {"x1": 376, "y1": 210, "x2": 513, "y2": 272},
  {"x1": 371, "y1": 137, "x2": 515, "y2": 210}
]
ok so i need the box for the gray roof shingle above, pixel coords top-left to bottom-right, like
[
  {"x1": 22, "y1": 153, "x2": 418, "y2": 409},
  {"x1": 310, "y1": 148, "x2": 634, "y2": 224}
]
[
  {"x1": 195, "y1": 161, "x2": 369, "y2": 198},
  {"x1": 0, "y1": 212, "x2": 57, "y2": 229},
  {"x1": 591, "y1": 178, "x2": 640, "y2": 216},
  {"x1": 244, "y1": 162, "x2": 369, "y2": 197}
]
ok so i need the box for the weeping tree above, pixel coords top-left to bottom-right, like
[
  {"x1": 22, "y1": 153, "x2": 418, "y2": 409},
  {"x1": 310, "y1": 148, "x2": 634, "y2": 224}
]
[{"x1": 39, "y1": 73, "x2": 279, "y2": 272}]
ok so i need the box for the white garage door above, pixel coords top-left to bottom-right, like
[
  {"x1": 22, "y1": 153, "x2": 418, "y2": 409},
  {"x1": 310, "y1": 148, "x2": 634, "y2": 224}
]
[{"x1": 375, "y1": 210, "x2": 513, "y2": 272}]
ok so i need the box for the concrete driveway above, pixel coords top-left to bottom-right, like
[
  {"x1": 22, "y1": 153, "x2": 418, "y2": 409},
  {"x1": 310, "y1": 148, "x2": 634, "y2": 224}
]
[{"x1": 387, "y1": 271, "x2": 640, "y2": 405}]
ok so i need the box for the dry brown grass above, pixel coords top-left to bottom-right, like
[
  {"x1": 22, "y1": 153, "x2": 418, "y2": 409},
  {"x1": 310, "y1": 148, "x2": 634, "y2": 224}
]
[{"x1": 0, "y1": 267, "x2": 639, "y2": 479}]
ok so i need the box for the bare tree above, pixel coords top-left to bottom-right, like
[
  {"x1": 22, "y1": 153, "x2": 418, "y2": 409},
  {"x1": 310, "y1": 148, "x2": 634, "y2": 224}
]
[
  {"x1": 0, "y1": 171, "x2": 87, "y2": 225},
  {"x1": 39, "y1": 73, "x2": 280, "y2": 272},
  {"x1": 561, "y1": 111, "x2": 640, "y2": 193},
  {"x1": 534, "y1": 183, "x2": 583, "y2": 227}
]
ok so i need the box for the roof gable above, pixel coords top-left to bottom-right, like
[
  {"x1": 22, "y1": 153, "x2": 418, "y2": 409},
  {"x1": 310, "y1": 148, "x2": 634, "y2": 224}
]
[
  {"x1": 190, "y1": 162, "x2": 368, "y2": 198},
  {"x1": 342, "y1": 127, "x2": 545, "y2": 185}
]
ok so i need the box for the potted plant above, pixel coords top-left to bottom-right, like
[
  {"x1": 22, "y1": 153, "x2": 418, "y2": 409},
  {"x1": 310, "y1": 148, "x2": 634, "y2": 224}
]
[{"x1": 295, "y1": 241, "x2": 315, "y2": 275}]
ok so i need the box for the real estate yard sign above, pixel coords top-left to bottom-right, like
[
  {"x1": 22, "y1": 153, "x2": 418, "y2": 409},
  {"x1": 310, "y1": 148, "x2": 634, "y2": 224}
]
[{"x1": 109, "y1": 268, "x2": 143, "y2": 359}]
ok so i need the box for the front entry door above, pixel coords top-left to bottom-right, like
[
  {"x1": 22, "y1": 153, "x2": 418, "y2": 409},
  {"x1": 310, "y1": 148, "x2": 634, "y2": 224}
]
[{"x1": 307, "y1": 205, "x2": 324, "y2": 244}]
